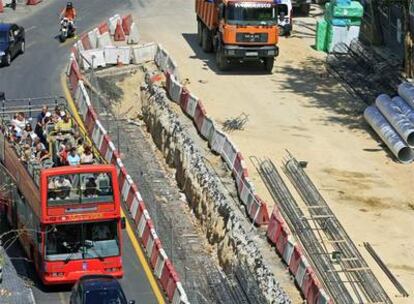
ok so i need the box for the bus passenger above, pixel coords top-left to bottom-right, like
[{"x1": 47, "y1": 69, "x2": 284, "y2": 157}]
[
  {"x1": 56, "y1": 112, "x2": 74, "y2": 134},
  {"x1": 92, "y1": 222, "x2": 111, "y2": 240},
  {"x1": 11, "y1": 112, "x2": 27, "y2": 129},
  {"x1": 80, "y1": 146, "x2": 94, "y2": 164},
  {"x1": 55, "y1": 176, "x2": 72, "y2": 199},
  {"x1": 84, "y1": 177, "x2": 98, "y2": 197},
  {"x1": 48, "y1": 178, "x2": 57, "y2": 200},
  {"x1": 67, "y1": 147, "x2": 80, "y2": 166}
]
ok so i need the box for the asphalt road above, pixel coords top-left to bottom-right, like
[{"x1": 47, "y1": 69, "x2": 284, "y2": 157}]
[{"x1": 0, "y1": 1, "x2": 159, "y2": 303}]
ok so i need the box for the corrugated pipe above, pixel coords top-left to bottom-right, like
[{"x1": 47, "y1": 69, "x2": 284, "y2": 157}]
[
  {"x1": 375, "y1": 94, "x2": 414, "y2": 147},
  {"x1": 392, "y1": 96, "x2": 414, "y2": 123},
  {"x1": 364, "y1": 106, "x2": 414, "y2": 163},
  {"x1": 397, "y1": 82, "x2": 414, "y2": 109}
]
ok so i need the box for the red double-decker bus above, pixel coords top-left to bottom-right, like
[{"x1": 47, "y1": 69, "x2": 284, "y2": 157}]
[{"x1": 0, "y1": 101, "x2": 124, "y2": 285}]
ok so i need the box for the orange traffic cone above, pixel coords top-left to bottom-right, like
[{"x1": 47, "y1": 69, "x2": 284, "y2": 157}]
[
  {"x1": 0, "y1": 1, "x2": 4, "y2": 13},
  {"x1": 114, "y1": 20, "x2": 125, "y2": 41}
]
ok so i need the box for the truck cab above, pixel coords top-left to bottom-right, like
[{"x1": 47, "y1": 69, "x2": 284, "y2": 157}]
[{"x1": 196, "y1": 0, "x2": 279, "y2": 72}]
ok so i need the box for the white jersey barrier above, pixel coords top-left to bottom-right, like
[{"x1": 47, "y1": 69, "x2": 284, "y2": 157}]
[
  {"x1": 103, "y1": 46, "x2": 131, "y2": 65},
  {"x1": 97, "y1": 32, "x2": 113, "y2": 48},
  {"x1": 66, "y1": 14, "x2": 189, "y2": 304},
  {"x1": 131, "y1": 43, "x2": 157, "y2": 64},
  {"x1": 79, "y1": 49, "x2": 106, "y2": 70}
]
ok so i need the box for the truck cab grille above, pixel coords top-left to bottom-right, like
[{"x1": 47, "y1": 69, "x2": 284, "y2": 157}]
[{"x1": 236, "y1": 33, "x2": 268, "y2": 43}]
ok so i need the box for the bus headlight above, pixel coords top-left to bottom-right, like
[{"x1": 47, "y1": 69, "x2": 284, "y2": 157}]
[{"x1": 268, "y1": 50, "x2": 275, "y2": 56}]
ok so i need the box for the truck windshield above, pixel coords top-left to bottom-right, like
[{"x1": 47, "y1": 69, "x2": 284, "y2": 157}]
[
  {"x1": 45, "y1": 220, "x2": 120, "y2": 261},
  {"x1": 0, "y1": 31, "x2": 7, "y2": 43},
  {"x1": 47, "y1": 172, "x2": 113, "y2": 206},
  {"x1": 226, "y1": 3, "x2": 277, "y2": 25}
]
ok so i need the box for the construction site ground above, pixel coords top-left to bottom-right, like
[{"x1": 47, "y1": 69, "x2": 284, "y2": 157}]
[{"x1": 133, "y1": 2, "x2": 414, "y2": 302}]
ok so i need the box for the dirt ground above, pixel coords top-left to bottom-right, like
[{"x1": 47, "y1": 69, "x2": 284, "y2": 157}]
[{"x1": 131, "y1": 1, "x2": 414, "y2": 302}]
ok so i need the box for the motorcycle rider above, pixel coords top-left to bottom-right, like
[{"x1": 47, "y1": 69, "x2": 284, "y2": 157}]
[{"x1": 60, "y1": 2, "x2": 77, "y2": 34}]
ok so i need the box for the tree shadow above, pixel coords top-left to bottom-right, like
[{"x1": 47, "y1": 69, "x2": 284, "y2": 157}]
[{"x1": 276, "y1": 56, "x2": 367, "y2": 130}]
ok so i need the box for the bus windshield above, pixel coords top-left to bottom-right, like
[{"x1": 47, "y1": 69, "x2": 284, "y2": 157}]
[
  {"x1": 45, "y1": 220, "x2": 120, "y2": 261},
  {"x1": 47, "y1": 172, "x2": 113, "y2": 206},
  {"x1": 226, "y1": 3, "x2": 277, "y2": 26}
]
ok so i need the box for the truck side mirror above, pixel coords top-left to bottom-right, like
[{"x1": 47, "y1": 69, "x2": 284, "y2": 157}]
[{"x1": 121, "y1": 217, "x2": 126, "y2": 230}]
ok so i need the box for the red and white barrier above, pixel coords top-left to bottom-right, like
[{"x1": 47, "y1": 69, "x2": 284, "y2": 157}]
[
  {"x1": 26, "y1": 0, "x2": 41, "y2": 5},
  {"x1": 127, "y1": 22, "x2": 140, "y2": 45},
  {"x1": 267, "y1": 208, "x2": 331, "y2": 304},
  {"x1": 155, "y1": 46, "x2": 170, "y2": 72},
  {"x1": 81, "y1": 33, "x2": 92, "y2": 50},
  {"x1": 103, "y1": 46, "x2": 131, "y2": 65},
  {"x1": 80, "y1": 49, "x2": 106, "y2": 70},
  {"x1": 91, "y1": 119, "x2": 107, "y2": 149},
  {"x1": 114, "y1": 20, "x2": 126, "y2": 41},
  {"x1": 108, "y1": 14, "x2": 122, "y2": 34},
  {"x1": 88, "y1": 28, "x2": 99, "y2": 49},
  {"x1": 166, "y1": 73, "x2": 182, "y2": 103},
  {"x1": 210, "y1": 128, "x2": 226, "y2": 154},
  {"x1": 97, "y1": 32, "x2": 113, "y2": 48},
  {"x1": 98, "y1": 21, "x2": 109, "y2": 34},
  {"x1": 122, "y1": 14, "x2": 133, "y2": 35},
  {"x1": 131, "y1": 43, "x2": 157, "y2": 64},
  {"x1": 200, "y1": 116, "x2": 214, "y2": 141},
  {"x1": 68, "y1": 60, "x2": 82, "y2": 95}
]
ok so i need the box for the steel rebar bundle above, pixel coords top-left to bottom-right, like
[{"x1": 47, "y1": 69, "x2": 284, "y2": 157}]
[
  {"x1": 284, "y1": 155, "x2": 392, "y2": 304},
  {"x1": 326, "y1": 40, "x2": 404, "y2": 105},
  {"x1": 255, "y1": 158, "x2": 353, "y2": 304}
]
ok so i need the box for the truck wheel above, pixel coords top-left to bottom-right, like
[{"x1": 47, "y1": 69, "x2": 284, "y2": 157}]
[
  {"x1": 216, "y1": 46, "x2": 228, "y2": 71},
  {"x1": 197, "y1": 21, "x2": 202, "y2": 46},
  {"x1": 202, "y1": 27, "x2": 213, "y2": 53},
  {"x1": 264, "y1": 58, "x2": 274, "y2": 73},
  {"x1": 300, "y1": 3, "x2": 310, "y2": 16}
]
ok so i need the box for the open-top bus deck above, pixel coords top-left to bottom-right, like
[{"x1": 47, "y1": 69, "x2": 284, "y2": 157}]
[{"x1": 0, "y1": 97, "x2": 124, "y2": 285}]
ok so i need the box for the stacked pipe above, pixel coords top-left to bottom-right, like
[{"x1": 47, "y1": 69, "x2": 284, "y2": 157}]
[{"x1": 364, "y1": 82, "x2": 414, "y2": 163}]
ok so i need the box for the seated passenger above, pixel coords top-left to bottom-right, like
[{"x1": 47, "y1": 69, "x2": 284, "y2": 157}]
[
  {"x1": 32, "y1": 137, "x2": 46, "y2": 150},
  {"x1": 11, "y1": 112, "x2": 27, "y2": 129},
  {"x1": 76, "y1": 138, "x2": 84, "y2": 155},
  {"x1": 38, "y1": 148, "x2": 50, "y2": 163},
  {"x1": 84, "y1": 177, "x2": 98, "y2": 197},
  {"x1": 58, "y1": 143, "x2": 71, "y2": 166},
  {"x1": 80, "y1": 146, "x2": 94, "y2": 164},
  {"x1": 67, "y1": 147, "x2": 80, "y2": 166},
  {"x1": 48, "y1": 178, "x2": 57, "y2": 200},
  {"x1": 92, "y1": 223, "x2": 111, "y2": 241},
  {"x1": 20, "y1": 144, "x2": 32, "y2": 163},
  {"x1": 55, "y1": 176, "x2": 71, "y2": 199},
  {"x1": 55, "y1": 112, "x2": 74, "y2": 134},
  {"x1": 22, "y1": 123, "x2": 38, "y2": 142}
]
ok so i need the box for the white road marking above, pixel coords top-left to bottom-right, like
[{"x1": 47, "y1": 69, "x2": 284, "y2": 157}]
[{"x1": 25, "y1": 26, "x2": 37, "y2": 32}]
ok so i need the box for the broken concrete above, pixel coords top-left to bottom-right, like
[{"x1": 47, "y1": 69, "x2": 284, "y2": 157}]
[{"x1": 140, "y1": 70, "x2": 292, "y2": 304}]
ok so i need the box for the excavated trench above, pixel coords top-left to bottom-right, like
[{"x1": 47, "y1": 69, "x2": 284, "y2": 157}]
[{"x1": 90, "y1": 64, "x2": 298, "y2": 304}]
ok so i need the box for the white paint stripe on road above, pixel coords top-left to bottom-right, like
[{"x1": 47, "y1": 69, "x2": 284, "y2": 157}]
[{"x1": 25, "y1": 26, "x2": 37, "y2": 32}]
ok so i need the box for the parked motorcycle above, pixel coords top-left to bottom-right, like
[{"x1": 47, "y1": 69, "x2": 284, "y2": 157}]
[{"x1": 60, "y1": 18, "x2": 75, "y2": 43}]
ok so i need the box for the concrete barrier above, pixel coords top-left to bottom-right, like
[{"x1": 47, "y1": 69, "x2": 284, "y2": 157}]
[
  {"x1": 131, "y1": 43, "x2": 157, "y2": 64},
  {"x1": 103, "y1": 46, "x2": 131, "y2": 65},
  {"x1": 79, "y1": 49, "x2": 106, "y2": 70}
]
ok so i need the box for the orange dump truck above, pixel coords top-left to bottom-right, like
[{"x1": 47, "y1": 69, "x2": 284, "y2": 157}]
[{"x1": 196, "y1": 0, "x2": 279, "y2": 72}]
